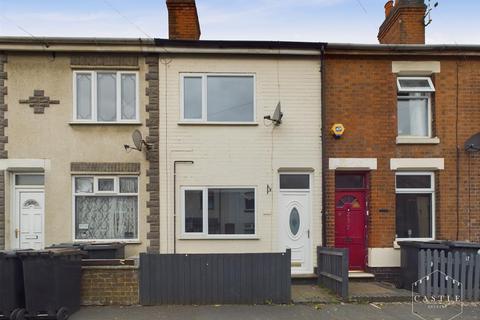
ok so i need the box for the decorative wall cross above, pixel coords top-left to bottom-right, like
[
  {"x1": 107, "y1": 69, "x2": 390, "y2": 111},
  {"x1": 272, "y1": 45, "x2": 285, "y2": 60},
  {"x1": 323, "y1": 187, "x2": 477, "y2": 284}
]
[{"x1": 19, "y1": 90, "x2": 60, "y2": 114}]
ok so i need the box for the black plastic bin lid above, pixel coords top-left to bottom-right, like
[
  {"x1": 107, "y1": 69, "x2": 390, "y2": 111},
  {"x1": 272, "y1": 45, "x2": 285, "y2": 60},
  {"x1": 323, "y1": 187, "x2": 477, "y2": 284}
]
[
  {"x1": 16, "y1": 248, "x2": 86, "y2": 257},
  {"x1": 81, "y1": 243, "x2": 126, "y2": 250},
  {"x1": 0, "y1": 250, "x2": 18, "y2": 258},
  {"x1": 447, "y1": 241, "x2": 480, "y2": 249},
  {"x1": 397, "y1": 240, "x2": 449, "y2": 249}
]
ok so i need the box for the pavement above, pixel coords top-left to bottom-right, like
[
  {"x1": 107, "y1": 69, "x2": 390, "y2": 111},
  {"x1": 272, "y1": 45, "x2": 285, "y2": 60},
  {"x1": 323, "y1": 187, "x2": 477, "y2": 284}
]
[
  {"x1": 71, "y1": 303, "x2": 480, "y2": 320},
  {"x1": 292, "y1": 282, "x2": 411, "y2": 303}
]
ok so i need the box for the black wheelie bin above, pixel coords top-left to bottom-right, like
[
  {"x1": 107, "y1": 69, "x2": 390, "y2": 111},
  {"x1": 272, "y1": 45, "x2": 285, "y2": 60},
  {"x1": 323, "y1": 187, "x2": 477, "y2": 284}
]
[
  {"x1": 16, "y1": 249, "x2": 84, "y2": 320},
  {"x1": 398, "y1": 240, "x2": 449, "y2": 290},
  {"x1": 0, "y1": 251, "x2": 25, "y2": 320}
]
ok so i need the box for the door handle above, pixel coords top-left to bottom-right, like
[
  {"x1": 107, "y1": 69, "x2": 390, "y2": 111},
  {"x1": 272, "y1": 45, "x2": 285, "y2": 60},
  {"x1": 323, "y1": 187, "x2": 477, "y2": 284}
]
[{"x1": 15, "y1": 228, "x2": 19, "y2": 238}]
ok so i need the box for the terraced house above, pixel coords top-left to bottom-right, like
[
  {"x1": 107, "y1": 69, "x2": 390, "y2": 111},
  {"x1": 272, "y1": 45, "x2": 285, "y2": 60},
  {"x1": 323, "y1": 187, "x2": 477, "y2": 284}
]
[{"x1": 0, "y1": 0, "x2": 324, "y2": 275}]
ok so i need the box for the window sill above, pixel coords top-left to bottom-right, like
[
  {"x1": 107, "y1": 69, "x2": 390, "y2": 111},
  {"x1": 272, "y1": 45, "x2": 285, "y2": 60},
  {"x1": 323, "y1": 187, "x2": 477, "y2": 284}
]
[
  {"x1": 177, "y1": 122, "x2": 259, "y2": 126},
  {"x1": 179, "y1": 235, "x2": 260, "y2": 240},
  {"x1": 69, "y1": 121, "x2": 143, "y2": 126},
  {"x1": 396, "y1": 136, "x2": 440, "y2": 145},
  {"x1": 74, "y1": 239, "x2": 141, "y2": 244}
]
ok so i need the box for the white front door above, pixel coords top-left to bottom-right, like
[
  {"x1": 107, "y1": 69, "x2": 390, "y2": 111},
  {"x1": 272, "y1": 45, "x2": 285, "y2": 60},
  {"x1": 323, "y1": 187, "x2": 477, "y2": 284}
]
[
  {"x1": 278, "y1": 174, "x2": 312, "y2": 274},
  {"x1": 14, "y1": 189, "x2": 45, "y2": 250}
]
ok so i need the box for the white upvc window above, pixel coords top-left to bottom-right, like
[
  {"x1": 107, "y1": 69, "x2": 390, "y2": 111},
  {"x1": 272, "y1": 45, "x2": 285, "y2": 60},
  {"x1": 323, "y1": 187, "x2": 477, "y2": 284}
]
[
  {"x1": 397, "y1": 77, "x2": 435, "y2": 138},
  {"x1": 73, "y1": 176, "x2": 139, "y2": 241},
  {"x1": 395, "y1": 172, "x2": 435, "y2": 241},
  {"x1": 181, "y1": 187, "x2": 256, "y2": 238},
  {"x1": 180, "y1": 73, "x2": 256, "y2": 123},
  {"x1": 73, "y1": 71, "x2": 139, "y2": 123}
]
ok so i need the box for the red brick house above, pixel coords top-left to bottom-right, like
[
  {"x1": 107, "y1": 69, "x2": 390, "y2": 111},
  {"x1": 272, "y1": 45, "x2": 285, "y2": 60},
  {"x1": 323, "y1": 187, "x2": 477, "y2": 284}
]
[{"x1": 323, "y1": 0, "x2": 480, "y2": 281}]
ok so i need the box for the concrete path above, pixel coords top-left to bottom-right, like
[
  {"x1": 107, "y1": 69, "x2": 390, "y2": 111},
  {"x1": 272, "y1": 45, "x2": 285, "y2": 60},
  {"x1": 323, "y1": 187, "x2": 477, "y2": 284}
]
[{"x1": 71, "y1": 303, "x2": 480, "y2": 320}]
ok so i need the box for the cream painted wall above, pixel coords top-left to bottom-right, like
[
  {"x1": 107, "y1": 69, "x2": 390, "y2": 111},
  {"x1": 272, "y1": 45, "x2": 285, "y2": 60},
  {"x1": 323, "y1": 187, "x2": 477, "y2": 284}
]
[
  {"x1": 158, "y1": 55, "x2": 322, "y2": 266},
  {"x1": 5, "y1": 53, "x2": 149, "y2": 257}
]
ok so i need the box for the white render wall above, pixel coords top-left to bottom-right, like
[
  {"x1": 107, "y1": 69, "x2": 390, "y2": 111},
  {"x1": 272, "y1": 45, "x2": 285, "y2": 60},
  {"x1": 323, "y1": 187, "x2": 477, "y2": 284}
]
[{"x1": 158, "y1": 55, "x2": 322, "y2": 263}]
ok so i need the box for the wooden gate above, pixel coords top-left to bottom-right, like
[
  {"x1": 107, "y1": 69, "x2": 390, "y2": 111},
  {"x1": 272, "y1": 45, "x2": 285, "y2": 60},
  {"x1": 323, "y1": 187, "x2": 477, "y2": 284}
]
[
  {"x1": 417, "y1": 249, "x2": 480, "y2": 301},
  {"x1": 139, "y1": 251, "x2": 291, "y2": 305}
]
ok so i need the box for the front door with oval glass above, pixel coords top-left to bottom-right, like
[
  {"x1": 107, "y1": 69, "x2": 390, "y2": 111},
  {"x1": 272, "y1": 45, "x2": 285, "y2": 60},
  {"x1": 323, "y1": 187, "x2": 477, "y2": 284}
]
[{"x1": 278, "y1": 173, "x2": 312, "y2": 274}]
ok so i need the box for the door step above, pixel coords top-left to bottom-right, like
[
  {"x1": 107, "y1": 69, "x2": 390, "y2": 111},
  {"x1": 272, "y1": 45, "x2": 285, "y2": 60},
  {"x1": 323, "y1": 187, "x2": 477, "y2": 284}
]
[{"x1": 348, "y1": 271, "x2": 375, "y2": 279}]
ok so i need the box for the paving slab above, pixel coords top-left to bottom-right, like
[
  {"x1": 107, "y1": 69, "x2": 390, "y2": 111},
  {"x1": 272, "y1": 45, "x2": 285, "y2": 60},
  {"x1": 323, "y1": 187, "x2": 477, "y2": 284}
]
[
  {"x1": 71, "y1": 303, "x2": 480, "y2": 320},
  {"x1": 291, "y1": 284, "x2": 340, "y2": 304},
  {"x1": 349, "y1": 281, "x2": 412, "y2": 303}
]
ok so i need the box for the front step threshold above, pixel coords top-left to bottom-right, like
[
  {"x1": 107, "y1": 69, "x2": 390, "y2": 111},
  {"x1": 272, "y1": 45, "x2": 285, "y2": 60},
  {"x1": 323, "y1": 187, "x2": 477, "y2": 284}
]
[{"x1": 348, "y1": 271, "x2": 375, "y2": 279}]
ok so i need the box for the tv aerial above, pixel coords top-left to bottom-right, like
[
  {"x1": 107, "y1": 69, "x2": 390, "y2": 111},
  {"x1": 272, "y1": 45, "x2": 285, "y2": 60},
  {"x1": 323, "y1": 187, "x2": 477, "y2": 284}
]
[
  {"x1": 464, "y1": 132, "x2": 480, "y2": 152},
  {"x1": 124, "y1": 130, "x2": 152, "y2": 152},
  {"x1": 424, "y1": 0, "x2": 439, "y2": 27},
  {"x1": 264, "y1": 102, "x2": 283, "y2": 126}
]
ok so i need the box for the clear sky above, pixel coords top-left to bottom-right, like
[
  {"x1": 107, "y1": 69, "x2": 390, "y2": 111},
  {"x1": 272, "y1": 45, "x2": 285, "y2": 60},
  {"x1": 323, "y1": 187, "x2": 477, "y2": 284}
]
[{"x1": 0, "y1": 0, "x2": 478, "y2": 44}]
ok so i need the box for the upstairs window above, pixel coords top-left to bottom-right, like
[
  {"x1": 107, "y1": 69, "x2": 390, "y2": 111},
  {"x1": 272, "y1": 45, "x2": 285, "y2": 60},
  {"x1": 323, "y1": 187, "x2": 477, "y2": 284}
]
[
  {"x1": 181, "y1": 74, "x2": 255, "y2": 123},
  {"x1": 397, "y1": 77, "x2": 435, "y2": 138},
  {"x1": 74, "y1": 71, "x2": 139, "y2": 123}
]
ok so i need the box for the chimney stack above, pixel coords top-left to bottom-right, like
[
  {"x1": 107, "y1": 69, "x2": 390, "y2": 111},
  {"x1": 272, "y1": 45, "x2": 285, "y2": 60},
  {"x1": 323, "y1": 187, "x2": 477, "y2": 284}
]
[
  {"x1": 378, "y1": 0, "x2": 426, "y2": 44},
  {"x1": 166, "y1": 0, "x2": 201, "y2": 40}
]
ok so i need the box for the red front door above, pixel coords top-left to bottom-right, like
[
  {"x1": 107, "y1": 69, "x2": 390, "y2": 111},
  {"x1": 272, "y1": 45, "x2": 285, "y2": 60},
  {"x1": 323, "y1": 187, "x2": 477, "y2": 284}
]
[{"x1": 335, "y1": 191, "x2": 367, "y2": 270}]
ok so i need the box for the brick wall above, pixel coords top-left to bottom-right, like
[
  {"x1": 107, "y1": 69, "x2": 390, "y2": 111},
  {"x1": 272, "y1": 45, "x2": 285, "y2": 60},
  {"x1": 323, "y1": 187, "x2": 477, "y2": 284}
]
[
  {"x1": 166, "y1": 0, "x2": 201, "y2": 40},
  {"x1": 81, "y1": 266, "x2": 139, "y2": 306},
  {"x1": 324, "y1": 55, "x2": 480, "y2": 249}
]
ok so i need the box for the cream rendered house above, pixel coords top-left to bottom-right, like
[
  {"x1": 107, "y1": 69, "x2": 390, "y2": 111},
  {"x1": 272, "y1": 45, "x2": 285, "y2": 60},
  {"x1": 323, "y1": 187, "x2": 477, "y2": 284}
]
[{"x1": 0, "y1": 0, "x2": 325, "y2": 275}]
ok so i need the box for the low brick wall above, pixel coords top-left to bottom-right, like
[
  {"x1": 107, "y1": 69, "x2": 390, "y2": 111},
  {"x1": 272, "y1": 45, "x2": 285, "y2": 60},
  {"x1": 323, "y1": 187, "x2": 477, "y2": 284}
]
[{"x1": 81, "y1": 266, "x2": 139, "y2": 306}]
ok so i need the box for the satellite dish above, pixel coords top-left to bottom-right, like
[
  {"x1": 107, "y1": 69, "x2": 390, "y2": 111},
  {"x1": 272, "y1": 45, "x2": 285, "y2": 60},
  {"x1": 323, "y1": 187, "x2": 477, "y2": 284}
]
[
  {"x1": 132, "y1": 130, "x2": 143, "y2": 151},
  {"x1": 264, "y1": 102, "x2": 283, "y2": 126},
  {"x1": 124, "y1": 130, "x2": 151, "y2": 152},
  {"x1": 464, "y1": 132, "x2": 480, "y2": 152}
]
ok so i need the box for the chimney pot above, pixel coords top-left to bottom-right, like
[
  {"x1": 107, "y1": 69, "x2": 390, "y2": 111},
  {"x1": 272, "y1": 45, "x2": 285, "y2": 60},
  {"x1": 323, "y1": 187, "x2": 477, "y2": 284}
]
[{"x1": 384, "y1": 0, "x2": 394, "y2": 17}]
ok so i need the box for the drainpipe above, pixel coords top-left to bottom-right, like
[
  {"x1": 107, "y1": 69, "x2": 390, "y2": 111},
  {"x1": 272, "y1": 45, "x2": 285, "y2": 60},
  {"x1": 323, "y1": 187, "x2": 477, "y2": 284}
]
[
  {"x1": 320, "y1": 43, "x2": 327, "y2": 247},
  {"x1": 173, "y1": 160, "x2": 194, "y2": 254}
]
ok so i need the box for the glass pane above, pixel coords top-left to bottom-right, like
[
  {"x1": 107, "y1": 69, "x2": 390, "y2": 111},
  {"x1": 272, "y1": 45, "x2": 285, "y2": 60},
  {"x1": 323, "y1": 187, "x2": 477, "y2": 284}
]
[
  {"x1": 75, "y1": 196, "x2": 138, "y2": 240},
  {"x1": 398, "y1": 97, "x2": 428, "y2": 136},
  {"x1": 76, "y1": 74, "x2": 92, "y2": 120},
  {"x1": 396, "y1": 193, "x2": 432, "y2": 238},
  {"x1": 75, "y1": 177, "x2": 93, "y2": 193},
  {"x1": 207, "y1": 76, "x2": 254, "y2": 122},
  {"x1": 396, "y1": 175, "x2": 431, "y2": 189},
  {"x1": 15, "y1": 175, "x2": 44, "y2": 186},
  {"x1": 336, "y1": 195, "x2": 361, "y2": 209},
  {"x1": 119, "y1": 177, "x2": 138, "y2": 193},
  {"x1": 97, "y1": 73, "x2": 117, "y2": 121},
  {"x1": 398, "y1": 78, "x2": 432, "y2": 90},
  {"x1": 280, "y1": 174, "x2": 309, "y2": 189},
  {"x1": 121, "y1": 74, "x2": 136, "y2": 120},
  {"x1": 184, "y1": 77, "x2": 202, "y2": 119},
  {"x1": 335, "y1": 174, "x2": 364, "y2": 189},
  {"x1": 208, "y1": 188, "x2": 255, "y2": 235},
  {"x1": 289, "y1": 207, "x2": 300, "y2": 236},
  {"x1": 98, "y1": 178, "x2": 115, "y2": 192},
  {"x1": 185, "y1": 190, "x2": 203, "y2": 233}
]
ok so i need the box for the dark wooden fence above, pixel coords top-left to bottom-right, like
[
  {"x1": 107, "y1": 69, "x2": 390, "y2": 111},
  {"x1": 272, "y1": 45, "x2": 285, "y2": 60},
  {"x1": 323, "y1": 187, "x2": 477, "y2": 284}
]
[
  {"x1": 317, "y1": 247, "x2": 349, "y2": 299},
  {"x1": 416, "y1": 249, "x2": 480, "y2": 301},
  {"x1": 139, "y1": 251, "x2": 291, "y2": 305}
]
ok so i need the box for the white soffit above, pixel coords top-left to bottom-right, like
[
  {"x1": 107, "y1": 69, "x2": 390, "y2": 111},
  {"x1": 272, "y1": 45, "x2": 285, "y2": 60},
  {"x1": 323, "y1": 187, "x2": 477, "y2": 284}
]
[
  {"x1": 390, "y1": 158, "x2": 444, "y2": 170},
  {"x1": 392, "y1": 61, "x2": 441, "y2": 75},
  {"x1": 329, "y1": 158, "x2": 377, "y2": 170}
]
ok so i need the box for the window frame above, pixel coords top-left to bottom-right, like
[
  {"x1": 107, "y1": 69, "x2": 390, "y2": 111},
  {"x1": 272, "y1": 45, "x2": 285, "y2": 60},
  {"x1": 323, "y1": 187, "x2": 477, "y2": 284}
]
[
  {"x1": 179, "y1": 73, "x2": 257, "y2": 124},
  {"x1": 72, "y1": 175, "x2": 140, "y2": 242},
  {"x1": 72, "y1": 70, "x2": 140, "y2": 124},
  {"x1": 397, "y1": 76, "x2": 435, "y2": 92},
  {"x1": 397, "y1": 76, "x2": 434, "y2": 139},
  {"x1": 395, "y1": 172, "x2": 435, "y2": 242},
  {"x1": 180, "y1": 186, "x2": 258, "y2": 239}
]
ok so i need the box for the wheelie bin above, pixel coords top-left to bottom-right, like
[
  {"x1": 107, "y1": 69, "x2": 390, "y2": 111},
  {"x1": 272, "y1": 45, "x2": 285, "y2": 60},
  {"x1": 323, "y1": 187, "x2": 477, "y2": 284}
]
[
  {"x1": 16, "y1": 249, "x2": 84, "y2": 320},
  {"x1": 0, "y1": 251, "x2": 25, "y2": 320}
]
